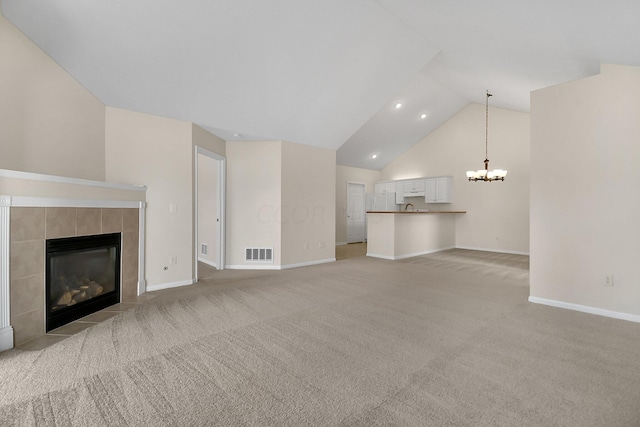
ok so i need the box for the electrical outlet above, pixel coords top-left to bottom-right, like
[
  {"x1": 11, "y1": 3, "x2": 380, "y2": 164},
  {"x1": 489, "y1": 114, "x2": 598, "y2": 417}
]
[
  {"x1": 170, "y1": 255, "x2": 177, "y2": 265},
  {"x1": 605, "y1": 275, "x2": 614, "y2": 287},
  {"x1": 319, "y1": 241, "x2": 326, "y2": 248},
  {"x1": 304, "y1": 243, "x2": 310, "y2": 250}
]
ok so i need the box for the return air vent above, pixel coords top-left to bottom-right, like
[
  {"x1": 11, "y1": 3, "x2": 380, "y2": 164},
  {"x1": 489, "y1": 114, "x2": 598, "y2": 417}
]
[{"x1": 245, "y1": 247, "x2": 273, "y2": 262}]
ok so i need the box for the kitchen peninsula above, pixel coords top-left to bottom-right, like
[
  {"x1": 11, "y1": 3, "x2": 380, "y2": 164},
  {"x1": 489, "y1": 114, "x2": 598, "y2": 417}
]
[{"x1": 366, "y1": 211, "x2": 466, "y2": 260}]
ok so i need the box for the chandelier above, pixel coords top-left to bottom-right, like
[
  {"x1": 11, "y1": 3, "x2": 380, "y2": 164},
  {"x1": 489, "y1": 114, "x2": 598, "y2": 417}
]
[{"x1": 466, "y1": 91, "x2": 507, "y2": 182}]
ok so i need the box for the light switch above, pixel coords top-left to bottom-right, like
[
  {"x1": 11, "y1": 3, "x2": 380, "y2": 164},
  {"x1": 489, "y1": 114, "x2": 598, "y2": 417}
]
[{"x1": 169, "y1": 203, "x2": 177, "y2": 213}]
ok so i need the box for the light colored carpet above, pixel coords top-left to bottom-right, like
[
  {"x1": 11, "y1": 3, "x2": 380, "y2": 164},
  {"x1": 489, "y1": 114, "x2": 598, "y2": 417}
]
[{"x1": 1, "y1": 249, "x2": 640, "y2": 426}]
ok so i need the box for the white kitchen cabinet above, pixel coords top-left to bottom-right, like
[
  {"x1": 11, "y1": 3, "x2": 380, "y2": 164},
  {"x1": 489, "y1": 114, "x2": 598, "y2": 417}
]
[
  {"x1": 385, "y1": 182, "x2": 396, "y2": 193},
  {"x1": 374, "y1": 181, "x2": 398, "y2": 194},
  {"x1": 425, "y1": 176, "x2": 452, "y2": 203},
  {"x1": 402, "y1": 178, "x2": 426, "y2": 196},
  {"x1": 395, "y1": 182, "x2": 404, "y2": 204}
]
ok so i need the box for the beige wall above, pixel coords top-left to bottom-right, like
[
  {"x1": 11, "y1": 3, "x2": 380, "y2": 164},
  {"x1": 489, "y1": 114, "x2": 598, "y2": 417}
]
[
  {"x1": 0, "y1": 14, "x2": 106, "y2": 181},
  {"x1": 530, "y1": 64, "x2": 640, "y2": 317},
  {"x1": 105, "y1": 107, "x2": 193, "y2": 288},
  {"x1": 335, "y1": 165, "x2": 380, "y2": 244},
  {"x1": 381, "y1": 104, "x2": 530, "y2": 254},
  {"x1": 281, "y1": 141, "x2": 336, "y2": 266},
  {"x1": 226, "y1": 141, "x2": 282, "y2": 267}
]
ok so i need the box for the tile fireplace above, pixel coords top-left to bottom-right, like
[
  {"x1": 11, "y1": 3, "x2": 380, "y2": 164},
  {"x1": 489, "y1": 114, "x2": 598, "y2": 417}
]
[
  {"x1": 1, "y1": 203, "x2": 144, "y2": 348},
  {"x1": 0, "y1": 169, "x2": 147, "y2": 351}
]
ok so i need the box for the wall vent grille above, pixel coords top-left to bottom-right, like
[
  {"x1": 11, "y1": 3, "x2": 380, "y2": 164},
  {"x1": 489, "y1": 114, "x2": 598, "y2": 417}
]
[
  {"x1": 201, "y1": 243, "x2": 208, "y2": 255},
  {"x1": 245, "y1": 247, "x2": 273, "y2": 262}
]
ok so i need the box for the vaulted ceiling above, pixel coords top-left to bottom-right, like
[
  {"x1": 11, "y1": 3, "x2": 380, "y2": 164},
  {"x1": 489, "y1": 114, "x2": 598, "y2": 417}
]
[{"x1": 2, "y1": 1, "x2": 639, "y2": 169}]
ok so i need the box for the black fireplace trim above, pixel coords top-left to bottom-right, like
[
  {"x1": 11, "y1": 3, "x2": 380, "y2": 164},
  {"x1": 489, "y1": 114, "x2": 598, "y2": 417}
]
[{"x1": 46, "y1": 233, "x2": 121, "y2": 332}]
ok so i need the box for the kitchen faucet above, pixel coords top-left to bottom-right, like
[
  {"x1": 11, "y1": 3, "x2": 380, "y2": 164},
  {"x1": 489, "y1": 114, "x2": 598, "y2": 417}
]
[{"x1": 404, "y1": 203, "x2": 414, "y2": 211}]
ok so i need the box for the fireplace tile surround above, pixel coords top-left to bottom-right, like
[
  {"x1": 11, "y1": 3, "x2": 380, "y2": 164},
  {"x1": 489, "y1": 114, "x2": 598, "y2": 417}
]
[
  {"x1": 1, "y1": 168, "x2": 147, "y2": 351},
  {"x1": 10, "y1": 207, "x2": 139, "y2": 345}
]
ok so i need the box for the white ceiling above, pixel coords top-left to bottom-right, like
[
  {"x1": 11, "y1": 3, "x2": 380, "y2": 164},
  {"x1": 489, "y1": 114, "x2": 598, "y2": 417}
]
[{"x1": 2, "y1": 0, "x2": 640, "y2": 170}]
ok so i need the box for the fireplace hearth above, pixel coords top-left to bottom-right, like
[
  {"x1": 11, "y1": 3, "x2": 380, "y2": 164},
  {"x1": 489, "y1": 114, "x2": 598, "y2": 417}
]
[{"x1": 46, "y1": 233, "x2": 121, "y2": 331}]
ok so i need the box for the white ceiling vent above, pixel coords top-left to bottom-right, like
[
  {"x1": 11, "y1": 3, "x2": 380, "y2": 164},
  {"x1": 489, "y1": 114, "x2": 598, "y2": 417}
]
[{"x1": 245, "y1": 248, "x2": 273, "y2": 263}]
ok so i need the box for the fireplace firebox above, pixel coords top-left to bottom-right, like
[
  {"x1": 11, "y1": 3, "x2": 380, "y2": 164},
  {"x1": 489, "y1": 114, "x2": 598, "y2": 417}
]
[{"x1": 46, "y1": 233, "x2": 121, "y2": 331}]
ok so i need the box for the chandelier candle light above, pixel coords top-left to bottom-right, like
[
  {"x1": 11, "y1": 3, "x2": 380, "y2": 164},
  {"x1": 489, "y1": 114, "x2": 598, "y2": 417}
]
[{"x1": 466, "y1": 91, "x2": 507, "y2": 182}]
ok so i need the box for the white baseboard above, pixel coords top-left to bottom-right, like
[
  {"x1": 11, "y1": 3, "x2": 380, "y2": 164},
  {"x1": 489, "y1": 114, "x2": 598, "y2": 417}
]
[
  {"x1": 367, "y1": 246, "x2": 454, "y2": 261},
  {"x1": 336, "y1": 242, "x2": 347, "y2": 246},
  {"x1": 0, "y1": 326, "x2": 14, "y2": 352},
  {"x1": 455, "y1": 246, "x2": 530, "y2": 256},
  {"x1": 146, "y1": 279, "x2": 195, "y2": 292},
  {"x1": 137, "y1": 279, "x2": 146, "y2": 297},
  {"x1": 225, "y1": 264, "x2": 281, "y2": 270},
  {"x1": 226, "y1": 258, "x2": 336, "y2": 270},
  {"x1": 281, "y1": 258, "x2": 335, "y2": 270},
  {"x1": 366, "y1": 253, "x2": 395, "y2": 260},
  {"x1": 197, "y1": 257, "x2": 217, "y2": 268},
  {"x1": 528, "y1": 296, "x2": 640, "y2": 323}
]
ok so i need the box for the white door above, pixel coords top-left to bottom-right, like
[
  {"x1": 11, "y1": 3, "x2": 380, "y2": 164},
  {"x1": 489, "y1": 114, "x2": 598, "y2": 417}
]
[
  {"x1": 195, "y1": 146, "x2": 226, "y2": 280},
  {"x1": 346, "y1": 182, "x2": 366, "y2": 243}
]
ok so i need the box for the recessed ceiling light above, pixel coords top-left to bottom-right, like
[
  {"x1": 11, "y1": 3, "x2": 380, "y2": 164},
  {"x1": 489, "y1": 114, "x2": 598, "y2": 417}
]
[
  {"x1": 371, "y1": 154, "x2": 378, "y2": 159},
  {"x1": 232, "y1": 133, "x2": 241, "y2": 138},
  {"x1": 395, "y1": 103, "x2": 402, "y2": 109},
  {"x1": 420, "y1": 113, "x2": 427, "y2": 119}
]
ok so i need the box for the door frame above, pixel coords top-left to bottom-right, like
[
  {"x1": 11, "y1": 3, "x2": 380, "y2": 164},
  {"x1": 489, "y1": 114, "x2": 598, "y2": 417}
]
[
  {"x1": 194, "y1": 146, "x2": 226, "y2": 280},
  {"x1": 346, "y1": 181, "x2": 366, "y2": 244}
]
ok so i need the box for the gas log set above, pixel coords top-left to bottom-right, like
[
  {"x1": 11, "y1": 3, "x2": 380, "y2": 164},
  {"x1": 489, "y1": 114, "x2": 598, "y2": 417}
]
[{"x1": 51, "y1": 275, "x2": 106, "y2": 310}]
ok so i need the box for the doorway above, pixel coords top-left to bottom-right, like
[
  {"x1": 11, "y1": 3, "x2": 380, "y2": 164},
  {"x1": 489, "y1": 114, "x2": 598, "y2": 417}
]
[
  {"x1": 195, "y1": 146, "x2": 226, "y2": 281},
  {"x1": 346, "y1": 182, "x2": 366, "y2": 243}
]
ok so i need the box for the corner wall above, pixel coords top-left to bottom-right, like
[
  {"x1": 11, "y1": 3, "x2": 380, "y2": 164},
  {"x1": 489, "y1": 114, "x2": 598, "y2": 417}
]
[
  {"x1": 281, "y1": 142, "x2": 336, "y2": 266},
  {"x1": 226, "y1": 141, "x2": 283, "y2": 268},
  {"x1": 105, "y1": 107, "x2": 193, "y2": 289},
  {"x1": 530, "y1": 64, "x2": 640, "y2": 319},
  {"x1": 381, "y1": 104, "x2": 530, "y2": 254},
  {"x1": 226, "y1": 140, "x2": 336, "y2": 269}
]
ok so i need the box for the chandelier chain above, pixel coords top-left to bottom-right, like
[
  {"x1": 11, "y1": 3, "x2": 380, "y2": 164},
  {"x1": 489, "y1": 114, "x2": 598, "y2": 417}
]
[{"x1": 485, "y1": 90, "x2": 491, "y2": 162}]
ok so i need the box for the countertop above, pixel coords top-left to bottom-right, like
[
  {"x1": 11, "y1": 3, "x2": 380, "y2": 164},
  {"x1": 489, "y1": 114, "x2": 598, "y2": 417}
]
[{"x1": 367, "y1": 211, "x2": 466, "y2": 214}]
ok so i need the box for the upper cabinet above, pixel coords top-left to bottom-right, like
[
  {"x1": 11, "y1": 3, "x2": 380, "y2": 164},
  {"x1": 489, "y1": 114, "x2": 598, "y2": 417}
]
[
  {"x1": 374, "y1": 181, "x2": 397, "y2": 194},
  {"x1": 395, "y1": 182, "x2": 404, "y2": 204},
  {"x1": 425, "y1": 176, "x2": 452, "y2": 203},
  {"x1": 374, "y1": 176, "x2": 453, "y2": 204},
  {"x1": 402, "y1": 179, "x2": 426, "y2": 197},
  {"x1": 374, "y1": 181, "x2": 404, "y2": 204}
]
